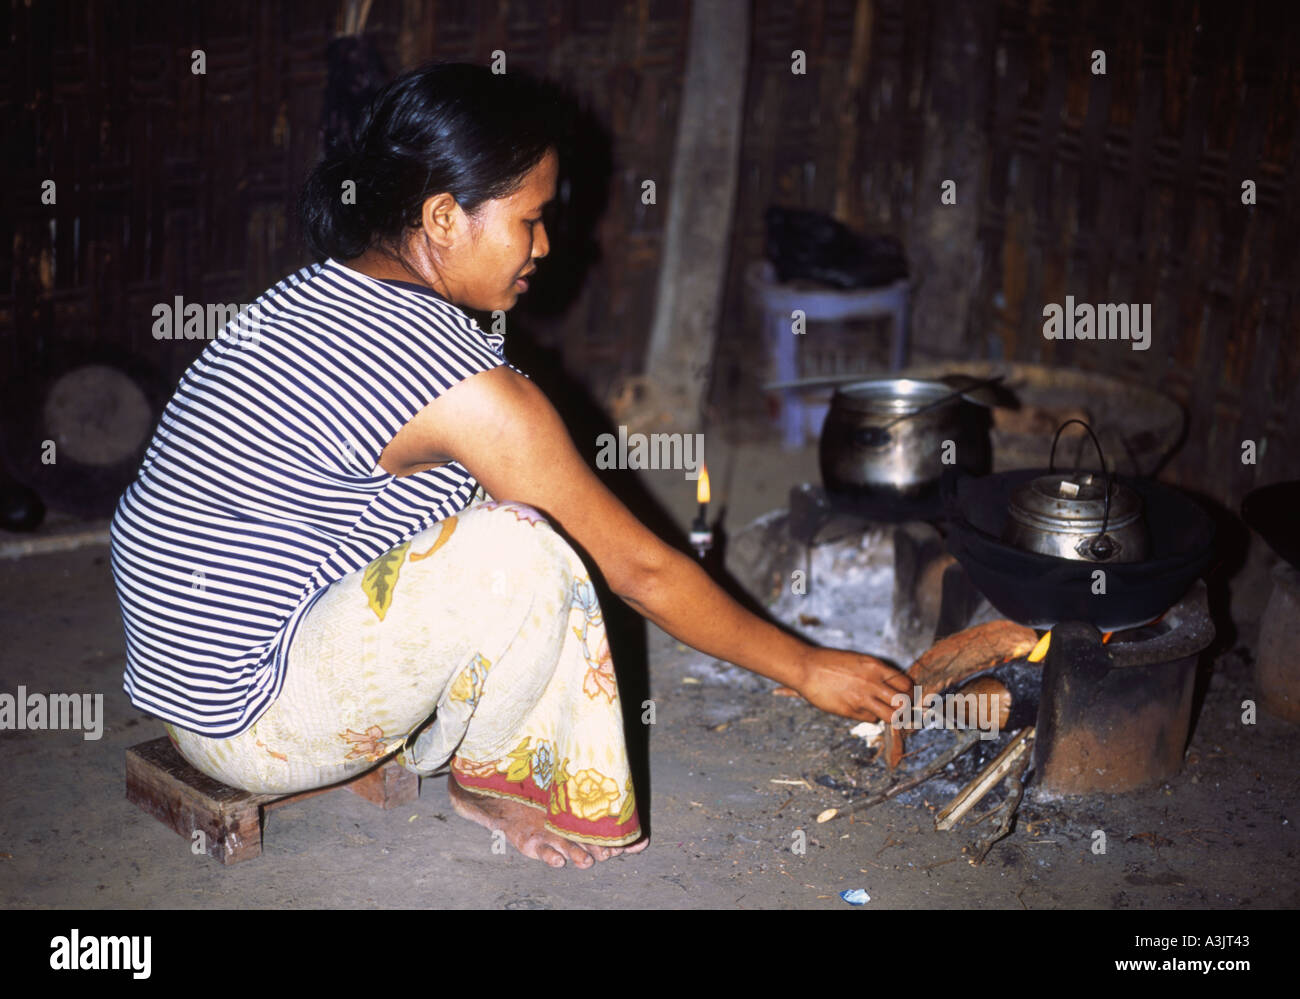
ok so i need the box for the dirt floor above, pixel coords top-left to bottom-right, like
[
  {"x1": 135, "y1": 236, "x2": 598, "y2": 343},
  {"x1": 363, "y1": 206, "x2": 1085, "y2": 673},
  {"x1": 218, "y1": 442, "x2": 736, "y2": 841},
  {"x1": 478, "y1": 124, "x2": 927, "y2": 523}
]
[{"x1": 1, "y1": 427, "x2": 1297, "y2": 910}]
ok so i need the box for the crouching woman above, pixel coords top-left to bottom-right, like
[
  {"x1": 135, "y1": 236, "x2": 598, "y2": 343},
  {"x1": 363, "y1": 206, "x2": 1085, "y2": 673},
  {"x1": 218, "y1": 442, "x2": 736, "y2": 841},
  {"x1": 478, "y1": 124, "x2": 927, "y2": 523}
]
[{"x1": 109, "y1": 63, "x2": 910, "y2": 869}]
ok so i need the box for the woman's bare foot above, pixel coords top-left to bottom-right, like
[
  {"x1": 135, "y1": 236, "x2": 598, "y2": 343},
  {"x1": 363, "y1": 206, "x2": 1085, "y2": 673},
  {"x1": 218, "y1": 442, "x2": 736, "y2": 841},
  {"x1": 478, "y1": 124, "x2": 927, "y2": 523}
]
[{"x1": 447, "y1": 777, "x2": 649, "y2": 867}]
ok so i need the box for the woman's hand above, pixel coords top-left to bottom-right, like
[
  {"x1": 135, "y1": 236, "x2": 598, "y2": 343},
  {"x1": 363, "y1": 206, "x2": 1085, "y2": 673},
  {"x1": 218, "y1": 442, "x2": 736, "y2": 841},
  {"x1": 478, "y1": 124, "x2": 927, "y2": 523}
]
[{"x1": 777, "y1": 649, "x2": 913, "y2": 723}]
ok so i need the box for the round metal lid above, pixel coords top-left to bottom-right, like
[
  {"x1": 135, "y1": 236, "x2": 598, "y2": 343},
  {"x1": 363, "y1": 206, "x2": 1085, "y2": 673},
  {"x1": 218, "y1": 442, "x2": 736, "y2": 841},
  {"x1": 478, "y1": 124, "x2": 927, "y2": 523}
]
[
  {"x1": 832, "y1": 378, "x2": 960, "y2": 416},
  {"x1": 1008, "y1": 472, "x2": 1143, "y2": 532}
]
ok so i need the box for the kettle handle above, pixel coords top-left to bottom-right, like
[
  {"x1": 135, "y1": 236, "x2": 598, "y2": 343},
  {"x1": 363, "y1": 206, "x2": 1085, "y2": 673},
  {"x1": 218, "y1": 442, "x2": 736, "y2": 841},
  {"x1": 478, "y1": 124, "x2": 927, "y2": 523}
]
[{"x1": 1048, "y1": 419, "x2": 1114, "y2": 559}]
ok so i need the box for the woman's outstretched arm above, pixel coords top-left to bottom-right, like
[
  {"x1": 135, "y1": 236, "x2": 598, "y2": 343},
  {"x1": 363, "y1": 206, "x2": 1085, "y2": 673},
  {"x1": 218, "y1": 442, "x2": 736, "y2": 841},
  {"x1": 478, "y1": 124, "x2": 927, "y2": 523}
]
[{"x1": 379, "y1": 366, "x2": 913, "y2": 722}]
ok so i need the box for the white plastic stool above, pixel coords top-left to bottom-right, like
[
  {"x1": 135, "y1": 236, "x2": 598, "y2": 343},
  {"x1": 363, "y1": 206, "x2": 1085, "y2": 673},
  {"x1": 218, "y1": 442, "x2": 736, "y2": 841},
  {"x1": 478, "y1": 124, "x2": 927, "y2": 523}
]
[{"x1": 745, "y1": 259, "x2": 910, "y2": 448}]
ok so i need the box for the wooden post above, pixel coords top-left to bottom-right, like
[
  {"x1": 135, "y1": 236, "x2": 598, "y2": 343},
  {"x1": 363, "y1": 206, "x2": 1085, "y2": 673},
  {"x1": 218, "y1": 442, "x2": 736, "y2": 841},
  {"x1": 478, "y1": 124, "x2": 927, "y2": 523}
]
[
  {"x1": 641, "y1": 0, "x2": 750, "y2": 430},
  {"x1": 907, "y1": 1, "x2": 997, "y2": 358}
]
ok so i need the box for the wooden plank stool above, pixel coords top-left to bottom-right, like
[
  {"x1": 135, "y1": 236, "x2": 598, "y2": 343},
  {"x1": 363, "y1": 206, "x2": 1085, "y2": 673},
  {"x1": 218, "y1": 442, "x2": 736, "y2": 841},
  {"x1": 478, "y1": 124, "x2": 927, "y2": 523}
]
[{"x1": 126, "y1": 736, "x2": 420, "y2": 864}]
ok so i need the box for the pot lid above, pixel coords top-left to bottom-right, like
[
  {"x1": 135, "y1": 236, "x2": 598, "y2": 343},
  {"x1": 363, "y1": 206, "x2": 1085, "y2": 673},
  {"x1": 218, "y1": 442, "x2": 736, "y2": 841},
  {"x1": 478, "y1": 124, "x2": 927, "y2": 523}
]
[
  {"x1": 833, "y1": 378, "x2": 961, "y2": 416},
  {"x1": 1008, "y1": 472, "x2": 1143, "y2": 531}
]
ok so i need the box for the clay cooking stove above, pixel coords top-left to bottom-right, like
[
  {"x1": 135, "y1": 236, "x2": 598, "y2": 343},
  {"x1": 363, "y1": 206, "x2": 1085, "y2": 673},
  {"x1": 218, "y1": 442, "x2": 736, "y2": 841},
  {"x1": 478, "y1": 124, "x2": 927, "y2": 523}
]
[{"x1": 786, "y1": 483, "x2": 1216, "y2": 798}]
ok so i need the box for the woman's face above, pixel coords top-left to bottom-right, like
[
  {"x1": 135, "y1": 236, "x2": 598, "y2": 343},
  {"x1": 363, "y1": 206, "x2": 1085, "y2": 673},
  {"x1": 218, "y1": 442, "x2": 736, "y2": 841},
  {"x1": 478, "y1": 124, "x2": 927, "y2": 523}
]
[{"x1": 443, "y1": 148, "x2": 558, "y2": 313}]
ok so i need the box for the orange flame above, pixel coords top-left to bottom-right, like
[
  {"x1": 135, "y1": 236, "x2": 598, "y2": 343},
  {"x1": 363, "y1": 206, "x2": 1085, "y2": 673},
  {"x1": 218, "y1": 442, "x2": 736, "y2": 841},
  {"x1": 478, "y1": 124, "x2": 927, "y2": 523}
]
[
  {"x1": 1028, "y1": 628, "x2": 1116, "y2": 662},
  {"x1": 697, "y1": 464, "x2": 711, "y2": 504}
]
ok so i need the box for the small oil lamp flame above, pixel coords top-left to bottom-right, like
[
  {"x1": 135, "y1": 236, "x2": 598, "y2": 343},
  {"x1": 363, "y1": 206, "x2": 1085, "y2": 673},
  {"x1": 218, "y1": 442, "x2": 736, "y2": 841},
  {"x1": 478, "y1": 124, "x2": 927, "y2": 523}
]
[{"x1": 690, "y1": 464, "x2": 713, "y2": 559}]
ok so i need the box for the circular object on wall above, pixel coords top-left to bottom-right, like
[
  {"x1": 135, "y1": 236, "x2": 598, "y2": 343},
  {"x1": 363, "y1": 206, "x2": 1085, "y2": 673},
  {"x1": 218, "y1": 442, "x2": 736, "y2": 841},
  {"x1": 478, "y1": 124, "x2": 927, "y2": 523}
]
[
  {"x1": 2, "y1": 346, "x2": 170, "y2": 519},
  {"x1": 43, "y1": 364, "x2": 156, "y2": 467}
]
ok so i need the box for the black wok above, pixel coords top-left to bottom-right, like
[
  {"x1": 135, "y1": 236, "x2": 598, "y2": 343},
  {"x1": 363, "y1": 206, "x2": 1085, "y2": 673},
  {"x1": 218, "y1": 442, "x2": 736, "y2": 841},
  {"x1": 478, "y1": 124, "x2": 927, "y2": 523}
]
[{"x1": 944, "y1": 468, "x2": 1216, "y2": 630}]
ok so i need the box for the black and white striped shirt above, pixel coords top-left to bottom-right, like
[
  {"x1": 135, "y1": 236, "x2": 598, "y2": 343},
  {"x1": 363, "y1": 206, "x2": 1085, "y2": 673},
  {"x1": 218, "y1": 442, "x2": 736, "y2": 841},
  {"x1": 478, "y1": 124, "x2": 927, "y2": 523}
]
[{"x1": 110, "y1": 259, "x2": 507, "y2": 737}]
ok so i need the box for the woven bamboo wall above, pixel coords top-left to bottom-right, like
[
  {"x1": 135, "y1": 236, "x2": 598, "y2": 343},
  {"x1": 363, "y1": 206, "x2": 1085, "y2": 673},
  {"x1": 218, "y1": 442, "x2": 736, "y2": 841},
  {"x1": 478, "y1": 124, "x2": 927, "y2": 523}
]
[
  {"x1": 6, "y1": 0, "x2": 331, "y2": 385},
  {"x1": 4, "y1": 0, "x2": 1296, "y2": 512},
  {"x1": 967, "y1": 0, "x2": 1300, "y2": 508},
  {"x1": 1, "y1": 0, "x2": 689, "y2": 397},
  {"x1": 716, "y1": 0, "x2": 1300, "y2": 510}
]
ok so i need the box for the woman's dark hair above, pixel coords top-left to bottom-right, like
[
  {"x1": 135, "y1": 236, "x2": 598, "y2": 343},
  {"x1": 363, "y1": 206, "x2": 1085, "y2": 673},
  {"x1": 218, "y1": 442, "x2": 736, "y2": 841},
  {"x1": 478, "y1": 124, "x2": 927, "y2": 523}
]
[{"x1": 300, "y1": 62, "x2": 563, "y2": 261}]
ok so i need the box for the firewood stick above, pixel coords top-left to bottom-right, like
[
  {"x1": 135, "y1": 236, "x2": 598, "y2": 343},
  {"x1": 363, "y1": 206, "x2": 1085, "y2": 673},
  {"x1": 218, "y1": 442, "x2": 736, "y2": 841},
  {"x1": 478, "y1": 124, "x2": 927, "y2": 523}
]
[
  {"x1": 935, "y1": 727, "x2": 1035, "y2": 831},
  {"x1": 817, "y1": 729, "x2": 981, "y2": 823},
  {"x1": 968, "y1": 747, "x2": 1033, "y2": 865},
  {"x1": 884, "y1": 620, "x2": 1039, "y2": 769}
]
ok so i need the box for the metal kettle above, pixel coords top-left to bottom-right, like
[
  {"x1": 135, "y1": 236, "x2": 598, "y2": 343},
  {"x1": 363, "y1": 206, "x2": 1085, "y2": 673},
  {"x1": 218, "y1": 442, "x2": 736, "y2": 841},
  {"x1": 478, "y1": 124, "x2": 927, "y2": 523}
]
[{"x1": 1001, "y1": 420, "x2": 1148, "y2": 563}]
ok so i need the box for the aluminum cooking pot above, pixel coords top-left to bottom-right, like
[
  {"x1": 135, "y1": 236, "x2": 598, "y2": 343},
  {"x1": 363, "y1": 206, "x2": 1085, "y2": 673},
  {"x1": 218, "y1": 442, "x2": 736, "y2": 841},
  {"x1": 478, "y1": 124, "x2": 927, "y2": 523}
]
[
  {"x1": 1000, "y1": 419, "x2": 1147, "y2": 563},
  {"x1": 819, "y1": 378, "x2": 992, "y2": 497}
]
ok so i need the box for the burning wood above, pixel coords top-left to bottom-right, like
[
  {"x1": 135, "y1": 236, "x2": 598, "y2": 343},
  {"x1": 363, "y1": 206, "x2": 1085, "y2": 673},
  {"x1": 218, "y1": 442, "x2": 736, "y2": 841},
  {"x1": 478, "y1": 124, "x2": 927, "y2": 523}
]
[
  {"x1": 883, "y1": 619, "x2": 1040, "y2": 769},
  {"x1": 955, "y1": 675, "x2": 1012, "y2": 731}
]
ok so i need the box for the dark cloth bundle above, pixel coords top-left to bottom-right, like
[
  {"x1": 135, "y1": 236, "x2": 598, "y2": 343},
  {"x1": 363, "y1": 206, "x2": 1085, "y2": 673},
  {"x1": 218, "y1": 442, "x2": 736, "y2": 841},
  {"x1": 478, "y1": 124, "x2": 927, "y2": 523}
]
[{"x1": 764, "y1": 205, "x2": 908, "y2": 289}]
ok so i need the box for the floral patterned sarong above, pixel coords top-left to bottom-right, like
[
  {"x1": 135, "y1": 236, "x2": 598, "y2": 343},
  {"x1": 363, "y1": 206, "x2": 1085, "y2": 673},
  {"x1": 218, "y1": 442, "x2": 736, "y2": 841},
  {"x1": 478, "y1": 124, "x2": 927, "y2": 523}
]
[{"x1": 164, "y1": 491, "x2": 642, "y2": 847}]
